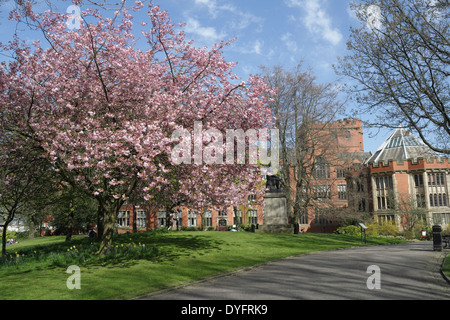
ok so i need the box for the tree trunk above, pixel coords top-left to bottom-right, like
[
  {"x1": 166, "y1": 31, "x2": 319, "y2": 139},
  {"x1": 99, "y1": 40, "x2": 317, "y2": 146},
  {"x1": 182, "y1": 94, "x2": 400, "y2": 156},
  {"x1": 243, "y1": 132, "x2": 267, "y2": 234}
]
[
  {"x1": 97, "y1": 211, "x2": 115, "y2": 254},
  {"x1": 97, "y1": 204, "x2": 104, "y2": 240},
  {"x1": 65, "y1": 203, "x2": 74, "y2": 242},
  {"x1": 1, "y1": 212, "x2": 15, "y2": 258},
  {"x1": 27, "y1": 216, "x2": 39, "y2": 239},
  {"x1": 132, "y1": 204, "x2": 137, "y2": 233},
  {"x1": 166, "y1": 206, "x2": 174, "y2": 231},
  {"x1": 1, "y1": 223, "x2": 8, "y2": 258},
  {"x1": 96, "y1": 200, "x2": 122, "y2": 255}
]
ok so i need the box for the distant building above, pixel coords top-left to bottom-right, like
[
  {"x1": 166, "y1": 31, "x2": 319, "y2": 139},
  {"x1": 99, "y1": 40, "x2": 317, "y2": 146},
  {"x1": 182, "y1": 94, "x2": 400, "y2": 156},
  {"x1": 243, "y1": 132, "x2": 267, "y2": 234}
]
[
  {"x1": 116, "y1": 197, "x2": 263, "y2": 234},
  {"x1": 116, "y1": 118, "x2": 371, "y2": 234},
  {"x1": 285, "y1": 118, "x2": 370, "y2": 233},
  {"x1": 363, "y1": 127, "x2": 449, "y2": 229},
  {"x1": 0, "y1": 216, "x2": 27, "y2": 233},
  {"x1": 115, "y1": 123, "x2": 449, "y2": 234}
]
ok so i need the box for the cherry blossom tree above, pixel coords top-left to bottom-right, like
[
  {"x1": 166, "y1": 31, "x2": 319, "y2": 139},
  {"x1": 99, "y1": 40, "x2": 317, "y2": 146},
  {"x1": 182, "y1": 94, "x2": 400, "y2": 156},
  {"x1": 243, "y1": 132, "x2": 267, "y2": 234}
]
[{"x1": 1, "y1": 1, "x2": 274, "y2": 253}]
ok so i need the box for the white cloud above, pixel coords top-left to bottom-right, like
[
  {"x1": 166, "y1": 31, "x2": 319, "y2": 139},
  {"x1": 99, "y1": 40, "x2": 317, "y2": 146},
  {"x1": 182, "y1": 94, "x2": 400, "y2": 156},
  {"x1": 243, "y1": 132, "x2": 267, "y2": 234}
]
[
  {"x1": 281, "y1": 32, "x2": 298, "y2": 53},
  {"x1": 237, "y1": 39, "x2": 264, "y2": 55},
  {"x1": 193, "y1": 0, "x2": 263, "y2": 31},
  {"x1": 184, "y1": 18, "x2": 226, "y2": 42},
  {"x1": 286, "y1": 0, "x2": 343, "y2": 46},
  {"x1": 248, "y1": 39, "x2": 263, "y2": 55},
  {"x1": 194, "y1": 0, "x2": 236, "y2": 19}
]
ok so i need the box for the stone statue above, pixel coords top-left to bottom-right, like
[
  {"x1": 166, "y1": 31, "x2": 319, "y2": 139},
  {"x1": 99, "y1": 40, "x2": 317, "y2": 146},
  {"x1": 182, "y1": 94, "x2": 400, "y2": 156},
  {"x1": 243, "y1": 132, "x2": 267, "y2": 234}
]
[{"x1": 266, "y1": 175, "x2": 282, "y2": 192}]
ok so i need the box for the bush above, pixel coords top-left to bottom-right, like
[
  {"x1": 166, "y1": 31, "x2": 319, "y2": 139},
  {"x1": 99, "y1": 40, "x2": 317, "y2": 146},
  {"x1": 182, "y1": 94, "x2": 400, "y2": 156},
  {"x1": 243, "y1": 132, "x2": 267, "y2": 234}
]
[
  {"x1": 365, "y1": 222, "x2": 379, "y2": 236},
  {"x1": 181, "y1": 226, "x2": 199, "y2": 231},
  {"x1": 335, "y1": 225, "x2": 361, "y2": 236},
  {"x1": 378, "y1": 221, "x2": 399, "y2": 236},
  {"x1": 401, "y1": 225, "x2": 432, "y2": 240},
  {"x1": 366, "y1": 221, "x2": 400, "y2": 237},
  {"x1": 4, "y1": 230, "x2": 18, "y2": 241}
]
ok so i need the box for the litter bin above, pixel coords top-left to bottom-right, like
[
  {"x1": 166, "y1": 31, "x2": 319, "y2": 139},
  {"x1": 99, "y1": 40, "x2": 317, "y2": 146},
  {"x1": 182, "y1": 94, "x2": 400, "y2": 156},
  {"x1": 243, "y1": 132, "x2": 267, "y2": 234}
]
[{"x1": 433, "y1": 225, "x2": 442, "y2": 252}]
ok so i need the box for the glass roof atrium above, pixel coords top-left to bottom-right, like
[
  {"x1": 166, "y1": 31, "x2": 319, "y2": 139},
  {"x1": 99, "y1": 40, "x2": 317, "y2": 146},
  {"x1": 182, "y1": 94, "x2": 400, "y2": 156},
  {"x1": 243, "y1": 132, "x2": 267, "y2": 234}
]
[{"x1": 365, "y1": 127, "x2": 440, "y2": 165}]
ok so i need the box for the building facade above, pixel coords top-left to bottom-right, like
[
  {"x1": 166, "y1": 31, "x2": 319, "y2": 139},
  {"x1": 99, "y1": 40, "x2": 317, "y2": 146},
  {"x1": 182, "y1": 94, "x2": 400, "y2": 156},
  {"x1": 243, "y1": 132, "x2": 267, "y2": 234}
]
[
  {"x1": 116, "y1": 198, "x2": 264, "y2": 233},
  {"x1": 283, "y1": 118, "x2": 370, "y2": 233},
  {"x1": 115, "y1": 123, "x2": 449, "y2": 234},
  {"x1": 116, "y1": 118, "x2": 371, "y2": 234},
  {"x1": 363, "y1": 127, "x2": 450, "y2": 230}
]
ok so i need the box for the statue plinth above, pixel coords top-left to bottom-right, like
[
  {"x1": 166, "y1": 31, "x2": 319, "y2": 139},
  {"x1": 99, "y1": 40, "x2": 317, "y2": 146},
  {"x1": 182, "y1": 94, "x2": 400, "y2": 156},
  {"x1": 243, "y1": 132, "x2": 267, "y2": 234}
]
[{"x1": 259, "y1": 176, "x2": 293, "y2": 234}]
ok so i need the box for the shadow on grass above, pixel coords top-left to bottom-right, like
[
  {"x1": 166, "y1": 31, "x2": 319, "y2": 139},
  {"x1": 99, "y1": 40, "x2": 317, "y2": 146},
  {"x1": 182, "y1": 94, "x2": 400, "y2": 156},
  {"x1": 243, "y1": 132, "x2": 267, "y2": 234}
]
[{"x1": 1, "y1": 231, "x2": 225, "y2": 270}]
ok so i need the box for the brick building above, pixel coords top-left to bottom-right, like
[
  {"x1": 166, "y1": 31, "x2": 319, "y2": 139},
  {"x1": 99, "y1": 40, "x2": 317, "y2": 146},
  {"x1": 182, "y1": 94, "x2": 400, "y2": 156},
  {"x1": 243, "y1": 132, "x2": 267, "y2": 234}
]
[
  {"x1": 115, "y1": 122, "x2": 449, "y2": 234},
  {"x1": 363, "y1": 127, "x2": 450, "y2": 230},
  {"x1": 116, "y1": 118, "x2": 370, "y2": 234},
  {"x1": 289, "y1": 118, "x2": 370, "y2": 233},
  {"x1": 116, "y1": 196, "x2": 264, "y2": 233}
]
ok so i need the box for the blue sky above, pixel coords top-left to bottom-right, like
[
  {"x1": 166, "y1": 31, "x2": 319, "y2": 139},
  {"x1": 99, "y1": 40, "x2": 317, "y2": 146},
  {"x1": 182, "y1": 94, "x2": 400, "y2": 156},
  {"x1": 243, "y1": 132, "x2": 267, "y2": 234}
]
[{"x1": 0, "y1": 0, "x2": 392, "y2": 153}]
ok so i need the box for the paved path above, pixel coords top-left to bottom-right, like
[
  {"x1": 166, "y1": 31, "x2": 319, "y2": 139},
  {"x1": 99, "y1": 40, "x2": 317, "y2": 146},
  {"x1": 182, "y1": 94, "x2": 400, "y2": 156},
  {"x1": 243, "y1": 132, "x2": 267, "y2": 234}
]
[{"x1": 138, "y1": 241, "x2": 450, "y2": 300}]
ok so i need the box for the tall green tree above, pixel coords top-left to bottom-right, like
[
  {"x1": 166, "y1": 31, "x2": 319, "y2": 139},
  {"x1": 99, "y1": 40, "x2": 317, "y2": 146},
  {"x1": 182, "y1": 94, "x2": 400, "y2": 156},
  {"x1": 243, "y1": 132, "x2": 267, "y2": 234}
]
[
  {"x1": 0, "y1": 140, "x2": 53, "y2": 257},
  {"x1": 46, "y1": 183, "x2": 97, "y2": 241}
]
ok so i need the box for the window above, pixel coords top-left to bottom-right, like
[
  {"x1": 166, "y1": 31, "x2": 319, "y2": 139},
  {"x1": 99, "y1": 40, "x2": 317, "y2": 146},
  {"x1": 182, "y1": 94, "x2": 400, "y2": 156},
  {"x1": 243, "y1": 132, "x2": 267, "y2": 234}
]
[
  {"x1": 338, "y1": 185, "x2": 347, "y2": 200},
  {"x1": 204, "y1": 210, "x2": 212, "y2": 227},
  {"x1": 358, "y1": 199, "x2": 366, "y2": 212},
  {"x1": 233, "y1": 209, "x2": 242, "y2": 226},
  {"x1": 314, "y1": 208, "x2": 332, "y2": 225},
  {"x1": 118, "y1": 210, "x2": 130, "y2": 228},
  {"x1": 248, "y1": 194, "x2": 257, "y2": 203},
  {"x1": 428, "y1": 173, "x2": 446, "y2": 186},
  {"x1": 378, "y1": 214, "x2": 396, "y2": 224},
  {"x1": 377, "y1": 196, "x2": 393, "y2": 210},
  {"x1": 433, "y1": 213, "x2": 450, "y2": 225},
  {"x1": 158, "y1": 211, "x2": 166, "y2": 227},
  {"x1": 375, "y1": 176, "x2": 393, "y2": 190},
  {"x1": 248, "y1": 210, "x2": 258, "y2": 225},
  {"x1": 188, "y1": 210, "x2": 197, "y2": 227},
  {"x1": 430, "y1": 194, "x2": 448, "y2": 207},
  {"x1": 299, "y1": 208, "x2": 308, "y2": 225},
  {"x1": 314, "y1": 185, "x2": 331, "y2": 200},
  {"x1": 375, "y1": 175, "x2": 394, "y2": 211},
  {"x1": 136, "y1": 210, "x2": 146, "y2": 228},
  {"x1": 416, "y1": 194, "x2": 426, "y2": 208},
  {"x1": 357, "y1": 181, "x2": 365, "y2": 192},
  {"x1": 313, "y1": 158, "x2": 330, "y2": 179},
  {"x1": 218, "y1": 210, "x2": 227, "y2": 217},
  {"x1": 377, "y1": 197, "x2": 383, "y2": 210},
  {"x1": 337, "y1": 168, "x2": 347, "y2": 179},
  {"x1": 172, "y1": 209, "x2": 182, "y2": 227},
  {"x1": 414, "y1": 174, "x2": 424, "y2": 187}
]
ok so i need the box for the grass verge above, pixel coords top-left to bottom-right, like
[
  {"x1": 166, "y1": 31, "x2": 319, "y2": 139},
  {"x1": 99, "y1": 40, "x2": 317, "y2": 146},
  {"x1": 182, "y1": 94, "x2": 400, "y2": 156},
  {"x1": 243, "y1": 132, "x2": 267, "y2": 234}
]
[
  {"x1": 443, "y1": 253, "x2": 450, "y2": 280},
  {"x1": 0, "y1": 231, "x2": 405, "y2": 300}
]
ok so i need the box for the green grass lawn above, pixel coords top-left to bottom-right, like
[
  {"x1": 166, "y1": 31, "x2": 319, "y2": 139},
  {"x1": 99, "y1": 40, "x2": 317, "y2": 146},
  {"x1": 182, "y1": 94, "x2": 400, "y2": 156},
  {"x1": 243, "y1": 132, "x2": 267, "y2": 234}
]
[
  {"x1": 443, "y1": 254, "x2": 450, "y2": 280},
  {"x1": 0, "y1": 231, "x2": 405, "y2": 300}
]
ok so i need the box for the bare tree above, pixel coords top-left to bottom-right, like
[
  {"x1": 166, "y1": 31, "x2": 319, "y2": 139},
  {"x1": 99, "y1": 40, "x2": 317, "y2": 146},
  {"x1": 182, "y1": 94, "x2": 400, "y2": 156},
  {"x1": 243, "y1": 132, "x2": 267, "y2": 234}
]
[
  {"x1": 336, "y1": 0, "x2": 449, "y2": 154},
  {"x1": 261, "y1": 62, "x2": 344, "y2": 228}
]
